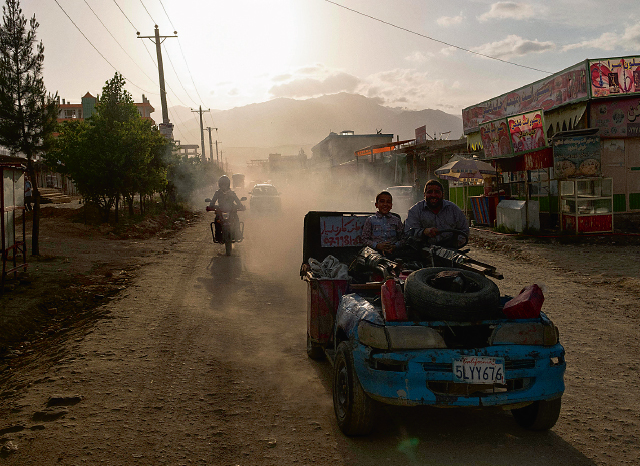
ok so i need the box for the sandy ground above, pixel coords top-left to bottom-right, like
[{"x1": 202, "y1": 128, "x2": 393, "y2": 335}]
[{"x1": 0, "y1": 196, "x2": 639, "y2": 465}]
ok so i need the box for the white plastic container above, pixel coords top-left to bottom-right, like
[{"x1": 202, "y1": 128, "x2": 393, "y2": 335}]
[{"x1": 496, "y1": 200, "x2": 540, "y2": 232}]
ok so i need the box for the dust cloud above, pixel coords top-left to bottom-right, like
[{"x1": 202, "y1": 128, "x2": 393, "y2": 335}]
[
  {"x1": 195, "y1": 155, "x2": 419, "y2": 287},
  {"x1": 199, "y1": 167, "x2": 404, "y2": 396},
  {"x1": 224, "y1": 168, "x2": 403, "y2": 281}
]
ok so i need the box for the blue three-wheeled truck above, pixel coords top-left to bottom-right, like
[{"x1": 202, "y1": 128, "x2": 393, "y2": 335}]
[{"x1": 301, "y1": 211, "x2": 566, "y2": 436}]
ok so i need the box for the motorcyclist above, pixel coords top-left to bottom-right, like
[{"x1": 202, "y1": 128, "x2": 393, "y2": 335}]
[{"x1": 209, "y1": 175, "x2": 245, "y2": 242}]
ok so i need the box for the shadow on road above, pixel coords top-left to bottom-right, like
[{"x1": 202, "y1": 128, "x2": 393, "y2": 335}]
[{"x1": 307, "y1": 355, "x2": 595, "y2": 466}]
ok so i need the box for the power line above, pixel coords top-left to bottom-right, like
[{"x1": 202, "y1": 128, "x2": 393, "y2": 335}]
[
  {"x1": 53, "y1": 0, "x2": 155, "y2": 94},
  {"x1": 162, "y1": 43, "x2": 199, "y2": 107},
  {"x1": 110, "y1": 0, "x2": 159, "y2": 72},
  {"x1": 206, "y1": 112, "x2": 216, "y2": 128},
  {"x1": 323, "y1": 0, "x2": 553, "y2": 75},
  {"x1": 111, "y1": 0, "x2": 137, "y2": 31},
  {"x1": 109, "y1": 0, "x2": 209, "y2": 135},
  {"x1": 138, "y1": 0, "x2": 156, "y2": 25},
  {"x1": 166, "y1": 95, "x2": 200, "y2": 142},
  {"x1": 153, "y1": 0, "x2": 208, "y2": 106},
  {"x1": 109, "y1": 0, "x2": 189, "y2": 109},
  {"x1": 157, "y1": 0, "x2": 176, "y2": 31},
  {"x1": 82, "y1": 0, "x2": 158, "y2": 91},
  {"x1": 176, "y1": 38, "x2": 208, "y2": 105}
]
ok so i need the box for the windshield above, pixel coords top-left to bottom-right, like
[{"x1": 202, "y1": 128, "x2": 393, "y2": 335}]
[{"x1": 253, "y1": 185, "x2": 278, "y2": 195}]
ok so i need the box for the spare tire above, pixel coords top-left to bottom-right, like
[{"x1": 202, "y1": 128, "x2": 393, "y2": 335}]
[{"x1": 404, "y1": 267, "x2": 501, "y2": 321}]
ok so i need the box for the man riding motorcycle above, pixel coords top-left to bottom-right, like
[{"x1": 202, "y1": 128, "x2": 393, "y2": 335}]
[{"x1": 208, "y1": 175, "x2": 246, "y2": 242}]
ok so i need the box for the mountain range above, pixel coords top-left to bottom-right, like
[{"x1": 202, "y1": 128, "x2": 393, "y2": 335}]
[{"x1": 164, "y1": 93, "x2": 464, "y2": 168}]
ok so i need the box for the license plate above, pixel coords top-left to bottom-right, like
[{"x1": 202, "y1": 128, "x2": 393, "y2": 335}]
[{"x1": 453, "y1": 357, "x2": 505, "y2": 384}]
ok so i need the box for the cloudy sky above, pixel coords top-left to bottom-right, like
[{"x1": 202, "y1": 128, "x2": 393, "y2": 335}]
[{"x1": 27, "y1": 0, "x2": 640, "y2": 132}]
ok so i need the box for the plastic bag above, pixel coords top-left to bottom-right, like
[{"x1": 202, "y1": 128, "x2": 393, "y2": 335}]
[{"x1": 308, "y1": 255, "x2": 349, "y2": 280}]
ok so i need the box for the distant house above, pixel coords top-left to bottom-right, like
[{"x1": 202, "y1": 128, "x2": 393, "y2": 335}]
[
  {"x1": 311, "y1": 130, "x2": 394, "y2": 166},
  {"x1": 176, "y1": 144, "x2": 200, "y2": 158},
  {"x1": 57, "y1": 93, "x2": 155, "y2": 124}
]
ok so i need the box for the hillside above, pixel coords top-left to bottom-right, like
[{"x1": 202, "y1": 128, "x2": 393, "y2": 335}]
[{"x1": 163, "y1": 93, "x2": 464, "y2": 167}]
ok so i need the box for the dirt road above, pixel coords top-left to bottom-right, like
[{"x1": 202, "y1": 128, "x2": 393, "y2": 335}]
[{"x1": 1, "y1": 196, "x2": 639, "y2": 465}]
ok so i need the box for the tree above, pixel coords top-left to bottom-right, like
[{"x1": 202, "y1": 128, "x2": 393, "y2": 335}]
[
  {"x1": 50, "y1": 73, "x2": 170, "y2": 222},
  {"x1": 0, "y1": 0, "x2": 58, "y2": 255},
  {"x1": 120, "y1": 116, "x2": 169, "y2": 216}
]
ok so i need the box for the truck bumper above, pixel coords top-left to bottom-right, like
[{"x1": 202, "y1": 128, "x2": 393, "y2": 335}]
[{"x1": 351, "y1": 343, "x2": 566, "y2": 407}]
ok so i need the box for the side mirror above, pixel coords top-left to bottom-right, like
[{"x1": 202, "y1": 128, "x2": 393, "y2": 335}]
[
  {"x1": 240, "y1": 196, "x2": 247, "y2": 201},
  {"x1": 205, "y1": 198, "x2": 211, "y2": 203}
]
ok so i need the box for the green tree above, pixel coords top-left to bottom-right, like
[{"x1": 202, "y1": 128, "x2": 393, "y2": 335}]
[
  {"x1": 0, "y1": 0, "x2": 57, "y2": 255},
  {"x1": 120, "y1": 116, "x2": 169, "y2": 216},
  {"x1": 50, "y1": 73, "x2": 171, "y2": 222}
]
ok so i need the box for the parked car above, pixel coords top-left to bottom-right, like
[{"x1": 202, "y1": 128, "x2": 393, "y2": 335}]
[
  {"x1": 249, "y1": 183, "x2": 281, "y2": 211},
  {"x1": 302, "y1": 210, "x2": 565, "y2": 436},
  {"x1": 385, "y1": 185, "x2": 415, "y2": 219}
]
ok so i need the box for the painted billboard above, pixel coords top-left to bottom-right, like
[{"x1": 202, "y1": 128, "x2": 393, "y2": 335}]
[
  {"x1": 462, "y1": 61, "x2": 588, "y2": 134},
  {"x1": 590, "y1": 96, "x2": 640, "y2": 137},
  {"x1": 508, "y1": 110, "x2": 547, "y2": 155},
  {"x1": 553, "y1": 134, "x2": 601, "y2": 179},
  {"x1": 479, "y1": 119, "x2": 512, "y2": 158},
  {"x1": 590, "y1": 57, "x2": 640, "y2": 98}
]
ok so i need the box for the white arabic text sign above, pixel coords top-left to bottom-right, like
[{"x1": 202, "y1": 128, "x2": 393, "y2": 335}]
[{"x1": 320, "y1": 216, "x2": 367, "y2": 247}]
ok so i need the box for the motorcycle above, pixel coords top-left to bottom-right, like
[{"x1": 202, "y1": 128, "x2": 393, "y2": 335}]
[{"x1": 205, "y1": 197, "x2": 247, "y2": 256}]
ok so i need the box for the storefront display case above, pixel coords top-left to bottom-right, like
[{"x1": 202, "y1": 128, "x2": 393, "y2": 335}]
[{"x1": 560, "y1": 177, "x2": 613, "y2": 233}]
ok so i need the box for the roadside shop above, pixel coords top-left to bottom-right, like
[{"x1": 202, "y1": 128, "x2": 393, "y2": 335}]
[{"x1": 462, "y1": 56, "x2": 640, "y2": 232}]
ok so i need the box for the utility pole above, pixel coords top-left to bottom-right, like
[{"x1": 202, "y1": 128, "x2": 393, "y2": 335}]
[
  {"x1": 215, "y1": 140, "x2": 220, "y2": 166},
  {"x1": 137, "y1": 26, "x2": 177, "y2": 140},
  {"x1": 206, "y1": 127, "x2": 218, "y2": 163},
  {"x1": 191, "y1": 106, "x2": 210, "y2": 162}
]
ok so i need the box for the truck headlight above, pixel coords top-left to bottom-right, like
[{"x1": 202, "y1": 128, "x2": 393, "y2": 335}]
[
  {"x1": 357, "y1": 321, "x2": 388, "y2": 349},
  {"x1": 490, "y1": 322, "x2": 559, "y2": 346},
  {"x1": 386, "y1": 326, "x2": 446, "y2": 349}
]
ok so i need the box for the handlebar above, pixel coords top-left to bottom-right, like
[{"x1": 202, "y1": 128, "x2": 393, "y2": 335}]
[
  {"x1": 206, "y1": 206, "x2": 245, "y2": 213},
  {"x1": 437, "y1": 229, "x2": 469, "y2": 248}
]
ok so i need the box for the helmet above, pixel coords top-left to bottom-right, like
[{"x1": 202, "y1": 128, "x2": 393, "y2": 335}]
[{"x1": 218, "y1": 175, "x2": 231, "y2": 190}]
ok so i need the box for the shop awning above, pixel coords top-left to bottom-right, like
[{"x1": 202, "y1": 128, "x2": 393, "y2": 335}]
[
  {"x1": 544, "y1": 103, "x2": 587, "y2": 134},
  {"x1": 355, "y1": 139, "x2": 415, "y2": 157},
  {"x1": 492, "y1": 147, "x2": 554, "y2": 172},
  {"x1": 466, "y1": 132, "x2": 483, "y2": 152}
]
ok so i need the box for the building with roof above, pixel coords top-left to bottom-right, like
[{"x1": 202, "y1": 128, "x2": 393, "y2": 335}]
[
  {"x1": 462, "y1": 56, "x2": 640, "y2": 230},
  {"x1": 57, "y1": 93, "x2": 155, "y2": 124},
  {"x1": 311, "y1": 130, "x2": 394, "y2": 167}
]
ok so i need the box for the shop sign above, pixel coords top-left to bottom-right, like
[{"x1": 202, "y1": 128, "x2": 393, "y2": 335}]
[
  {"x1": 590, "y1": 96, "x2": 640, "y2": 137},
  {"x1": 508, "y1": 110, "x2": 547, "y2": 154},
  {"x1": 590, "y1": 57, "x2": 640, "y2": 98},
  {"x1": 523, "y1": 147, "x2": 553, "y2": 171},
  {"x1": 463, "y1": 61, "x2": 588, "y2": 134},
  {"x1": 480, "y1": 119, "x2": 512, "y2": 158},
  {"x1": 320, "y1": 216, "x2": 366, "y2": 247},
  {"x1": 415, "y1": 125, "x2": 427, "y2": 144},
  {"x1": 553, "y1": 135, "x2": 601, "y2": 179}
]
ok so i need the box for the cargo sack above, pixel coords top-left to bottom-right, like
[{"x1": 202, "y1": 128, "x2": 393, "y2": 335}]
[{"x1": 502, "y1": 284, "x2": 544, "y2": 319}]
